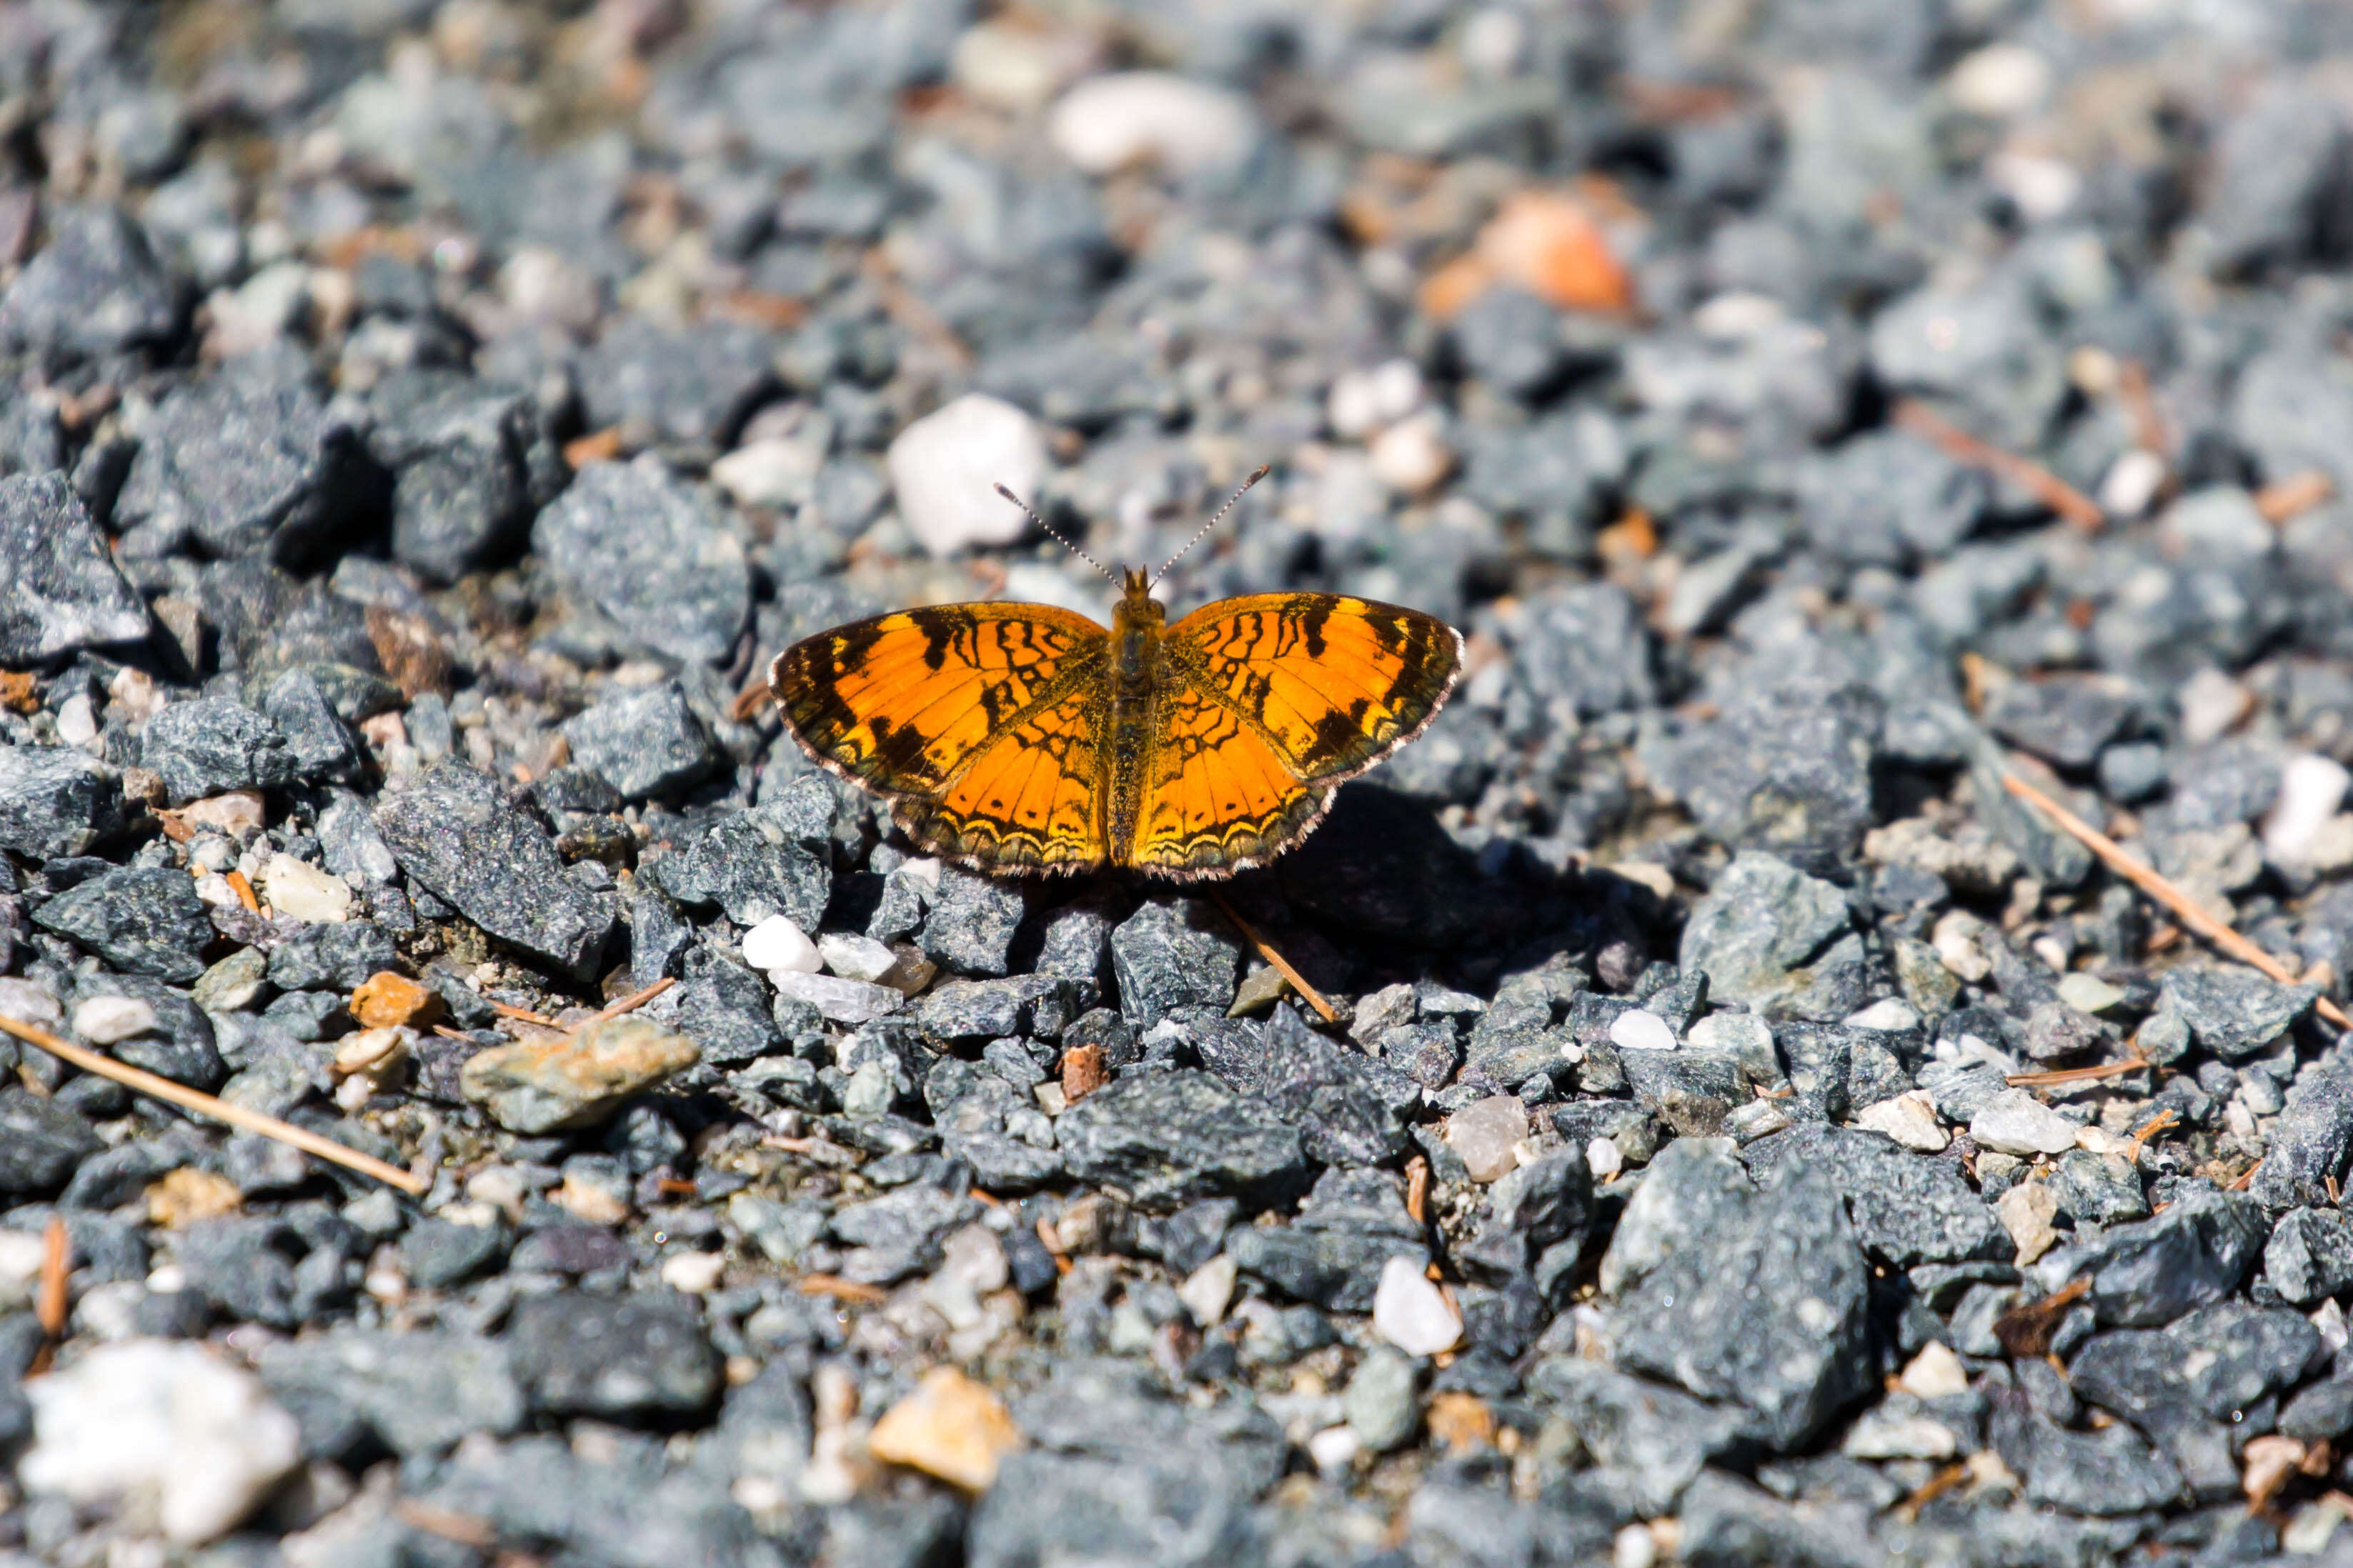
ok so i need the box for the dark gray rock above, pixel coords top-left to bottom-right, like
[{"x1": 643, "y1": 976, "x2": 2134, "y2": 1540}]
[
  {"x1": 2041, "y1": 1184, "x2": 2265, "y2": 1327},
  {"x1": 1457, "y1": 1146, "x2": 1593, "y2": 1287},
  {"x1": 1510, "y1": 581, "x2": 1656, "y2": 721},
  {"x1": 578, "y1": 316, "x2": 776, "y2": 453},
  {"x1": 1611, "y1": 1161, "x2": 1874, "y2": 1450},
  {"x1": 0, "y1": 1092, "x2": 102, "y2": 1194},
  {"x1": 113, "y1": 352, "x2": 374, "y2": 565},
  {"x1": 674, "y1": 947, "x2": 781, "y2": 1066},
  {"x1": 400, "y1": 1219, "x2": 509, "y2": 1289},
  {"x1": 1524, "y1": 1357, "x2": 1751, "y2": 1514},
  {"x1": 1246, "y1": 1004, "x2": 1418, "y2": 1169},
  {"x1": 1679, "y1": 852, "x2": 1861, "y2": 1019},
  {"x1": 374, "y1": 761, "x2": 618, "y2": 978},
  {"x1": 1058, "y1": 1069, "x2": 1309, "y2": 1212},
  {"x1": 532, "y1": 459, "x2": 752, "y2": 664},
  {"x1": 366, "y1": 369, "x2": 547, "y2": 583},
  {"x1": 1451, "y1": 286, "x2": 1569, "y2": 399},
  {"x1": 2284, "y1": 1376, "x2": 2353, "y2": 1443},
  {"x1": 1676, "y1": 1471, "x2": 1879, "y2": 1568},
  {"x1": 650, "y1": 804, "x2": 831, "y2": 931},
  {"x1": 1599, "y1": 1134, "x2": 1753, "y2": 1297},
  {"x1": 140, "y1": 696, "x2": 297, "y2": 805},
  {"x1": 1110, "y1": 899, "x2": 1243, "y2": 1027},
  {"x1": 31, "y1": 864, "x2": 213, "y2": 982},
  {"x1": 1645, "y1": 683, "x2": 1882, "y2": 864},
  {"x1": 261, "y1": 670, "x2": 362, "y2": 781},
  {"x1": 2255, "y1": 1057, "x2": 2353, "y2": 1211},
  {"x1": 920, "y1": 867, "x2": 1028, "y2": 977},
  {"x1": 0, "y1": 746, "x2": 119, "y2": 858},
  {"x1": 0, "y1": 473, "x2": 151, "y2": 663},
  {"x1": 81, "y1": 973, "x2": 224, "y2": 1090},
  {"x1": 2265, "y1": 1207, "x2": 2353, "y2": 1306},
  {"x1": 1795, "y1": 429, "x2": 1985, "y2": 566},
  {"x1": 560, "y1": 682, "x2": 717, "y2": 801},
  {"x1": 828, "y1": 1185, "x2": 982, "y2": 1285},
  {"x1": 1984, "y1": 674, "x2": 2145, "y2": 770},
  {"x1": 1989, "y1": 1391, "x2": 2184, "y2": 1516},
  {"x1": 1741, "y1": 1124, "x2": 2004, "y2": 1267},
  {"x1": 0, "y1": 204, "x2": 181, "y2": 363},
  {"x1": 259, "y1": 1329, "x2": 524, "y2": 1457},
  {"x1": 2049, "y1": 1149, "x2": 2149, "y2": 1226},
  {"x1": 917, "y1": 975, "x2": 1080, "y2": 1043},
  {"x1": 266, "y1": 920, "x2": 397, "y2": 992},
  {"x1": 2202, "y1": 84, "x2": 2353, "y2": 278},
  {"x1": 508, "y1": 1291, "x2": 720, "y2": 1423},
  {"x1": 2155, "y1": 964, "x2": 2316, "y2": 1062},
  {"x1": 1228, "y1": 1224, "x2": 1423, "y2": 1312}
]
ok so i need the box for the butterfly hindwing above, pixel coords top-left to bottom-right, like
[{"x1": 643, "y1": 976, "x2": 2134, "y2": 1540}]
[
  {"x1": 1125, "y1": 679, "x2": 1324, "y2": 878},
  {"x1": 771, "y1": 604, "x2": 1113, "y2": 869},
  {"x1": 1162, "y1": 593, "x2": 1464, "y2": 783}
]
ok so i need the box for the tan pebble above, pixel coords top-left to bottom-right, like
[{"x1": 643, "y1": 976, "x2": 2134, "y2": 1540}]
[
  {"x1": 459, "y1": 1016, "x2": 700, "y2": 1134},
  {"x1": 867, "y1": 1366, "x2": 1023, "y2": 1492},
  {"x1": 146, "y1": 1167, "x2": 244, "y2": 1229},
  {"x1": 350, "y1": 972, "x2": 441, "y2": 1029}
]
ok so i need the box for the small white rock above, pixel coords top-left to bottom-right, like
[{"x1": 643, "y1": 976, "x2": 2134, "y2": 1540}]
[
  {"x1": 1607, "y1": 1009, "x2": 1676, "y2": 1053},
  {"x1": 1372, "y1": 1254, "x2": 1462, "y2": 1357},
  {"x1": 2177, "y1": 666, "x2": 2253, "y2": 746},
  {"x1": 1367, "y1": 412, "x2": 1453, "y2": 494},
  {"x1": 0, "y1": 976, "x2": 63, "y2": 1030},
  {"x1": 1996, "y1": 1181, "x2": 2062, "y2": 1265},
  {"x1": 2056, "y1": 972, "x2": 2127, "y2": 1014},
  {"x1": 1306, "y1": 1423, "x2": 1362, "y2": 1476},
  {"x1": 1613, "y1": 1523, "x2": 1660, "y2": 1568},
  {"x1": 1048, "y1": 71, "x2": 1258, "y2": 177},
  {"x1": 660, "y1": 1251, "x2": 727, "y2": 1294},
  {"x1": 770, "y1": 969, "x2": 902, "y2": 1024},
  {"x1": 2264, "y1": 754, "x2": 2353, "y2": 867},
  {"x1": 73, "y1": 994, "x2": 159, "y2": 1044},
  {"x1": 1946, "y1": 42, "x2": 2051, "y2": 118},
  {"x1": 710, "y1": 436, "x2": 824, "y2": 510},
  {"x1": 1584, "y1": 1136, "x2": 1624, "y2": 1182},
  {"x1": 1446, "y1": 1095, "x2": 1530, "y2": 1183},
  {"x1": 1843, "y1": 998, "x2": 1921, "y2": 1033},
  {"x1": 886, "y1": 394, "x2": 1047, "y2": 557},
  {"x1": 1931, "y1": 909, "x2": 1992, "y2": 983},
  {"x1": 0, "y1": 1229, "x2": 46, "y2": 1311},
  {"x1": 1970, "y1": 1089, "x2": 2084, "y2": 1157},
  {"x1": 2097, "y1": 448, "x2": 2167, "y2": 518},
  {"x1": 262, "y1": 852, "x2": 352, "y2": 922},
  {"x1": 1897, "y1": 1341, "x2": 1971, "y2": 1399},
  {"x1": 1328, "y1": 359, "x2": 1423, "y2": 439},
  {"x1": 1854, "y1": 1092, "x2": 1949, "y2": 1153},
  {"x1": 20, "y1": 1339, "x2": 302, "y2": 1544},
  {"x1": 741, "y1": 915, "x2": 821, "y2": 976},
  {"x1": 817, "y1": 932, "x2": 900, "y2": 984},
  {"x1": 1178, "y1": 1254, "x2": 1239, "y2": 1328}
]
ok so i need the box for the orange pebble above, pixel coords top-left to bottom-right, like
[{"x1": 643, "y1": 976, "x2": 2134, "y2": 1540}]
[
  {"x1": 1475, "y1": 189, "x2": 1634, "y2": 315},
  {"x1": 351, "y1": 971, "x2": 442, "y2": 1029}
]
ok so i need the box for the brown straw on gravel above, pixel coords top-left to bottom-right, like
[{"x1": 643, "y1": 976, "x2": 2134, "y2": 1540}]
[
  {"x1": 1209, "y1": 889, "x2": 1340, "y2": 1024},
  {"x1": 1895, "y1": 400, "x2": 2104, "y2": 530},
  {"x1": 0, "y1": 1012, "x2": 429, "y2": 1195},
  {"x1": 1999, "y1": 770, "x2": 2353, "y2": 1030}
]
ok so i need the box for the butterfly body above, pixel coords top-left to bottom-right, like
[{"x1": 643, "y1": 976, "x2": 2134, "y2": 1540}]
[{"x1": 771, "y1": 566, "x2": 1461, "y2": 882}]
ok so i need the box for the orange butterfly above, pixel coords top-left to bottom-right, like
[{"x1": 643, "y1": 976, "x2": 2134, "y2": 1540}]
[{"x1": 769, "y1": 469, "x2": 1463, "y2": 880}]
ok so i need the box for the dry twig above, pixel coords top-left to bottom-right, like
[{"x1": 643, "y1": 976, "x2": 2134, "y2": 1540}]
[
  {"x1": 2005, "y1": 1057, "x2": 2149, "y2": 1087},
  {"x1": 1895, "y1": 400, "x2": 2104, "y2": 529},
  {"x1": 1993, "y1": 1277, "x2": 2090, "y2": 1358},
  {"x1": 2256, "y1": 469, "x2": 2335, "y2": 525},
  {"x1": 1208, "y1": 890, "x2": 1340, "y2": 1024},
  {"x1": 1999, "y1": 770, "x2": 2353, "y2": 1029},
  {"x1": 0, "y1": 1012, "x2": 429, "y2": 1194},
  {"x1": 582, "y1": 976, "x2": 675, "y2": 1027},
  {"x1": 797, "y1": 1273, "x2": 887, "y2": 1304}
]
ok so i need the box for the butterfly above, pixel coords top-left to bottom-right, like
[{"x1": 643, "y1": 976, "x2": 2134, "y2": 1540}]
[{"x1": 768, "y1": 468, "x2": 1463, "y2": 881}]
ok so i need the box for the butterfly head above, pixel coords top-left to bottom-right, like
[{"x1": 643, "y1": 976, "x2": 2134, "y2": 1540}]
[{"x1": 1114, "y1": 566, "x2": 1165, "y2": 634}]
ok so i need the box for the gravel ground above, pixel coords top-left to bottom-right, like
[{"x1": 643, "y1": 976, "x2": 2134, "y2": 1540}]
[{"x1": 7, "y1": 0, "x2": 2353, "y2": 1563}]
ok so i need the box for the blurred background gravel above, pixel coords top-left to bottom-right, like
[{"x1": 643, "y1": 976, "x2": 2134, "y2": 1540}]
[{"x1": 7, "y1": 0, "x2": 2353, "y2": 1562}]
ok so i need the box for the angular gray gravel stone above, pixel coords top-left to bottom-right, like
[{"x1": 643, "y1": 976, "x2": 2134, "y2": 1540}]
[
  {"x1": 1611, "y1": 1160, "x2": 1874, "y2": 1450},
  {"x1": 507, "y1": 1291, "x2": 720, "y2": 1423},
  {"x1": 259, "y1": 1329, "x2": 523, "y2": 1455},
  {"x1": 0, "y1": 746, "x2": 119, "y2": 858},
  {"x1": 1058, "y1": 1068, "x2": 1309, "y2": 1212},
  {"x1": 1524, "y1": 1357, "x2": 1751, "y2": 1514},
  {"x1": 1988, "y1": 1396, "x2": 2184, "y2": 1517},
  {"x1": 2265, "y1": 1207, "x2": 2353, "y2": 1306},
  {"x1": 0, "y1": 473, "x2": 151, "y2": 663},
  {"x1": 2040, "y1": 1184, "x2": 2265, "y2": 1327},
  {"x1": 532, "y1": 459, "x2": 751, "y2": 664},
  {"x1": 139, "y1": 696, "x2": 297, "y2": 805},
  {"x1": 1645, "y1": 682, "x2": 1883, "y2": 863},
  {"x1": 1741, "y1": 1124, "x2": 2005, "y2": 1267},
  {"x1": 0, "y1": 204, "x2": 181, "y2": 362},
  {"x1": 374, "y1": 761, "x2": 617, "y2": 978},
  {"x1": 2156, "y1": 964, "x2": 2316, "y2": 1062},
  {"x1": 1678, "y1": 852, "x2": 1859, "y2": 1017},
  {"x1": 1109, "y1": 899, "x2": 1243, "y2": 1027},
  {"x1": 559, "y1": 681, "x2": 717, "y2": 802},
  {"x1": 920, "y1": 867, "x2": 1028, "y2": 977},
  {"x1": 31, "y1": 864, "x2": 212, "y2": 982},
  {"x1": 2252, "y1": 1056, "x2": 2353, "y2": 1211},
  {"x1": 366, "y1": 369, "x2": 548, "y2": 583},
  {"x1": 652, "y1": 806, "x2": 831, "y2": 931},
  {"x1": 0, "y1": 1092, "x2": 103, "y2": 1194}
]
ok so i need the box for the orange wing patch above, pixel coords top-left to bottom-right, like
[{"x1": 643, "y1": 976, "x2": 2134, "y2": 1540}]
[
  {"x1": 905, "y1": 680, "x2": 1105, "y2": 872},
  {"x1": 771, "y1": 604, "x2": 1112, "y2": 870},
  {"x1": 1165, "y1": 594, "x2": 1463, "y2": 781},
  {"x1": 1128, "y1": 683, "x2": 1322, "y2": 877}
]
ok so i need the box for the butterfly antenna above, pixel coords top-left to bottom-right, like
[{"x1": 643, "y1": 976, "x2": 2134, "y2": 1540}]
[
  {"x1": 994, "y1": 483, "x2": 1118, "y2": 587},
  {"x1": 1153, "y1": 464, "x2": 1271, "y2": 589}
]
